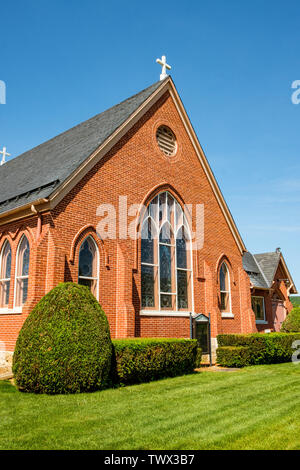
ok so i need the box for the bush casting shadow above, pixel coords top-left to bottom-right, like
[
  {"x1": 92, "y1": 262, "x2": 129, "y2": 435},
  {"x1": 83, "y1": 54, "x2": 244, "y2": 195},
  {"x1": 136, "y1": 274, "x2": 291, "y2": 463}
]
[{"x1": 13, "y1": 283, "x2": 112, "y2": 394}]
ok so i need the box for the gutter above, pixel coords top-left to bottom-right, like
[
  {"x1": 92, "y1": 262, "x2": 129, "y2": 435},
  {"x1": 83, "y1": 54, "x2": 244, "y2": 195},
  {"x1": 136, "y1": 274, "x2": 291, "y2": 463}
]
[{"x1": 0, "y1": 198, "x2": 50, "y2": 226}]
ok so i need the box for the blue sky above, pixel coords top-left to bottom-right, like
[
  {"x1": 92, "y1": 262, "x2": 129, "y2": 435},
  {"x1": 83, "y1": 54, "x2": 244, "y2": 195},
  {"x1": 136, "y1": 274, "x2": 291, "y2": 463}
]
[{"x1": 1, "y1": 0, "x2": 300, "y2": 292}]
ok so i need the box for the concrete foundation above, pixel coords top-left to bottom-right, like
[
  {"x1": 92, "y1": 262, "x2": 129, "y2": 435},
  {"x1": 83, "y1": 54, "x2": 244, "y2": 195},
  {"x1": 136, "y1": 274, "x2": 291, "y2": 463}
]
[{"x1": 0, "y1": 351, "x2": 13, "y2": 378}]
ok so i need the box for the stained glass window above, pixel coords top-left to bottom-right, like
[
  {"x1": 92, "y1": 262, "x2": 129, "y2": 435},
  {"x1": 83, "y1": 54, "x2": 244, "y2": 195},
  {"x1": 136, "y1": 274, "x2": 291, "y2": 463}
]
[
  {"x1": 0, "y1": 241, "x2": 12, "y2": 307},
  {"x1": 141, "y1": 219, "x2": 155, "y2": 264},
  {"x1": 160, "y1": 244, "x2": 172, "y2": 293},
  {"x1": 219, "y1": 262, "x2": 231, "y2": 312},
  {"x1": 79, "y1": 239, "x2": 94, "y2": 277},
  {"x1": 15, "y1": 236, "x2": 30, "y2": 307},
  {"x1": 176, "y1": 227, "x2": 187, "y2": 269},
  {"x1": 141, "y1": 265, "x2": 155, "y2": 307},
  {"x1": 177, "y1": 270, "x2": 188, "y2": 309},
  {"x1": 161, "y1": 294, "x2": 173, "y2": 309},
  {"x1": 22, "y1": 243, "x2": 30, "y2": 277},
  {"x1": 141, "y1": 191, "x2": 192, "y2": 311},
  {"x1": 149, "y1": 196, "x2": 158, "y2": 221},
  {"x1": 159, "y1": 222, "x2": 172, "y2": 245},
  {"x1": 78, "y1": 237, "x2": 99, "y2": 299}
]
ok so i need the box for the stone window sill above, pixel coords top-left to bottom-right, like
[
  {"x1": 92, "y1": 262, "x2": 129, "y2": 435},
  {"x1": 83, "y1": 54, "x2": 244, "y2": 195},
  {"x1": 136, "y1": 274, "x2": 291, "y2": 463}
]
[
  {"x1": 140, "y1": 310, "x2": 192, "y2": 317},
  {"x1": 0, "y1": 307, "x2": 23, "y2": 315},
  {"x1": 221, "y1": 312, "x2": 234, "y2": 319},
  {"x1": 256, "y1": 320, "x2": 268, "y2": 325}
]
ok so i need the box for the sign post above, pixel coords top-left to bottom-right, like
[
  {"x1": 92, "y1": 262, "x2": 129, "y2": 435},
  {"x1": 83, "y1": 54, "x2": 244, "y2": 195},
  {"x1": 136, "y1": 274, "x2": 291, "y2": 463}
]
[{"x1": 191, "y1": 313, "x2": 212, "y2": 367}]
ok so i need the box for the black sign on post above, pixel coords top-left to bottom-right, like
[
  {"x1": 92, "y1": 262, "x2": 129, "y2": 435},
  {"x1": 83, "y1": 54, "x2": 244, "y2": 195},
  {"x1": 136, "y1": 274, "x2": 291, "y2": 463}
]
[{"x1": 190, "y1": 313, "x2": 212, "y2": 367}]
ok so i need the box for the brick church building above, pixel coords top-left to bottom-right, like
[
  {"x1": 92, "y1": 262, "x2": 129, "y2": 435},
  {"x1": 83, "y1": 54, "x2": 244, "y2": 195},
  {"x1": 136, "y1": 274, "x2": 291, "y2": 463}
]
[{"x1": 0, "y1": 73, "x2": 297, "y2": 369}]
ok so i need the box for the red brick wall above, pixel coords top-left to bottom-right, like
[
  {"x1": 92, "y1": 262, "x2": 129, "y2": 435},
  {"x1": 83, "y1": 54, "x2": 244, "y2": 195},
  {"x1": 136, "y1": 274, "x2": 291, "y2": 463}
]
[{"x1": 0, "y1": 91, "x2": 256, "y2": 351}]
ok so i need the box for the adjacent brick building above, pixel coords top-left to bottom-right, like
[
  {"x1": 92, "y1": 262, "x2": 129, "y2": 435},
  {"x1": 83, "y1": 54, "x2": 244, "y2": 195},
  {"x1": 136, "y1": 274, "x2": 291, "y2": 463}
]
[{"x1": 0, "y1": 77, "x2": 297, "y2": 370}]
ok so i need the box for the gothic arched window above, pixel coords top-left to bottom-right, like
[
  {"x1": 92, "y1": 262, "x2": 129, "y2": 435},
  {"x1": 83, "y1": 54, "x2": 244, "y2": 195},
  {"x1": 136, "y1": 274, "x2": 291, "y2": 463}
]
[
  {"x1": 15, "y1": 236, "x2": 30, "y2": 307},
  {"x1": 219, "y1": 262, "x2": 231, "y2": 313},
  {"x1": 141, "y1": 191, "x2": 192, "y2": 312},
  {"x1": 78, "y1": 236, "x2": 99, "y2": 299},
  {"x1": 0, "y1": 241, "x2": 12, "y2": 308}
]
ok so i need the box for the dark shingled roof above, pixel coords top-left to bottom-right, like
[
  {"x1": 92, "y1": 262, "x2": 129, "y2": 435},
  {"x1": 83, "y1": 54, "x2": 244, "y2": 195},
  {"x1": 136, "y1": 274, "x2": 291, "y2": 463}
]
[
  {"x1": 242, "y1": 252, "x2": 269, "y2": 289},
  {"x1": 254, "y1": 252, "x2": 281, "y2": 287},
  {"x1": 243, "y1": 251, "x2": 285, "y2": 289},
  {"x1": 0, "y1": 80, "x2": 163, "y2": 215}
]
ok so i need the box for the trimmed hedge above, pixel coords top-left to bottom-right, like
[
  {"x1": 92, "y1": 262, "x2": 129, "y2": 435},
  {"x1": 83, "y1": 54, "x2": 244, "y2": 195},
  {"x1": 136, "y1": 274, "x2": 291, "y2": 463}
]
[
  {"x1": 13, "y1": 283, "x2": 113, "y2": 394},
  {"x1": 112, "y1": 338, "x2": 198, "y2": 386},
  {"x1": 217, "y1": 346, "x2": 252, "y2": 368},
  {"x1": 217, "y1": 332, "x2": 300, "y2": 367},
  {"x1": 281, "y1": 307, "x2": 300, "y2": 332}
]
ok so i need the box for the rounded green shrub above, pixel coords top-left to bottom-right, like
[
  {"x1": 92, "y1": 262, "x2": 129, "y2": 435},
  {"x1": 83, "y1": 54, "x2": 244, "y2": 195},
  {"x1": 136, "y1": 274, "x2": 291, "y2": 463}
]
[
  {"x1": 13, "y1": 282, "x2": 112, "y2": 394},
  {"x1": 281, "y1": 307, "x2": 300, "y2": 333}
]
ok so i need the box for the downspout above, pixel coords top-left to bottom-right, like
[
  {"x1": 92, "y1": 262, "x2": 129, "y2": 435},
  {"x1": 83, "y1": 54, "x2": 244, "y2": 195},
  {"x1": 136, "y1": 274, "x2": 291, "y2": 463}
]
[
  {"x1": 31, "y1": 205, "x2": 42, "y2": 241},
  {"x1": 208, "y1": 312, "x2": 212, "y2": 367},
  {"x1": 189, "y1": 312, "x2": 193, "y2": 339}
]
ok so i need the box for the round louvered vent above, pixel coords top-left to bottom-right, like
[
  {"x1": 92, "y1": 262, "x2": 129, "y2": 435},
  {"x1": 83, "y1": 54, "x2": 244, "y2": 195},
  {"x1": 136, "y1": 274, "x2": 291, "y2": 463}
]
[{"x1": 156, "y1": 126, "x2": 177, "y2": 156}]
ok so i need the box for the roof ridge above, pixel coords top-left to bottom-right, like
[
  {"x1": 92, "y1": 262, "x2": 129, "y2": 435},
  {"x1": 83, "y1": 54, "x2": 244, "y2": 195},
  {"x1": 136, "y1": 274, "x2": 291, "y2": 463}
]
[
  {"x1": 252, "y1": 253, "x2": 271, "y2": 287},
  {"x1": 254, "y1": 251, "x2": 281, "y2": 257}
]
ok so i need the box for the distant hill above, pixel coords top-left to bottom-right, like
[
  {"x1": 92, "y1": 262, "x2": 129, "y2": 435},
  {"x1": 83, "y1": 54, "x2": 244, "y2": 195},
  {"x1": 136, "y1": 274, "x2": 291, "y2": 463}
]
[{"x1": 291, "y1": 296, "x2": 300, "y2": 307}]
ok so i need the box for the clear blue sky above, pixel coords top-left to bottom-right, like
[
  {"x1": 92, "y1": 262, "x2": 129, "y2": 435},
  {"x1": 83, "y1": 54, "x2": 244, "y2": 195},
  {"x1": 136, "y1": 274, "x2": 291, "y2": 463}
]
[{"x1": 1, "y1": 0, "x2": 300, "y2": 292}]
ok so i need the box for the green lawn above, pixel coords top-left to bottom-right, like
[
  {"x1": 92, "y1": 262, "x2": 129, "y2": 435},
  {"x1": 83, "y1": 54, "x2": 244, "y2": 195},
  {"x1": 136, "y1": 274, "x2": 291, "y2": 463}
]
[{"x1": 1, "y1": 363, "x2": 300, "y2": 450}]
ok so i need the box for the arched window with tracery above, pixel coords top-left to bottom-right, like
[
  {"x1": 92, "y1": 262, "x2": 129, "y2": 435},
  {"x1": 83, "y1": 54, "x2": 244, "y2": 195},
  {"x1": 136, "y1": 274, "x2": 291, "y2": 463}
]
[
  {"x1": 219, "y1": 261, "x2": 231, "y2": 313},
  {"x1": 78, "y1": 236, "x2": 99, "y2": 299},
  {"x1": 141, "y1": 191, "x2": 193, "y2": 312},
  {"x1": 15, "y1": 235, "x2": 30, "y2": 307},
  {"x1": 0, "y1": 241, "x2": 12, "y2": 308}
]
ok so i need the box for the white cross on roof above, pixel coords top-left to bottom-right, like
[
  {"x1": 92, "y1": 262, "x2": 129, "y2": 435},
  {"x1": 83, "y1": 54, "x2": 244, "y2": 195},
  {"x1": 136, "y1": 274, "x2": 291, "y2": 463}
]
[
  {"x1": 156, "y1": 55, "x2": 171, "y2": 81},
  {"x1": 0, "y1": 146, "x2": 11, "y2": 166}
]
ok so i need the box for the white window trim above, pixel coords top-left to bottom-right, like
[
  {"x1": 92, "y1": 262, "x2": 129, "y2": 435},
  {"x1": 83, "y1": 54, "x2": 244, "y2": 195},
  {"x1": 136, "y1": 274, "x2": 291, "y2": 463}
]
[{"x1": 252, "y1": 295, "x2": 266, "y2": 323}]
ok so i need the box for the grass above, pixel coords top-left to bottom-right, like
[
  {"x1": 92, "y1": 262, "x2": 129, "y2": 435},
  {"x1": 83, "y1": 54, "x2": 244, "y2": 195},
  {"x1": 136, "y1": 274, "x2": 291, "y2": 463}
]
[{"x1": 1, "y1": 363, "x2": 300, "y2": 450}]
